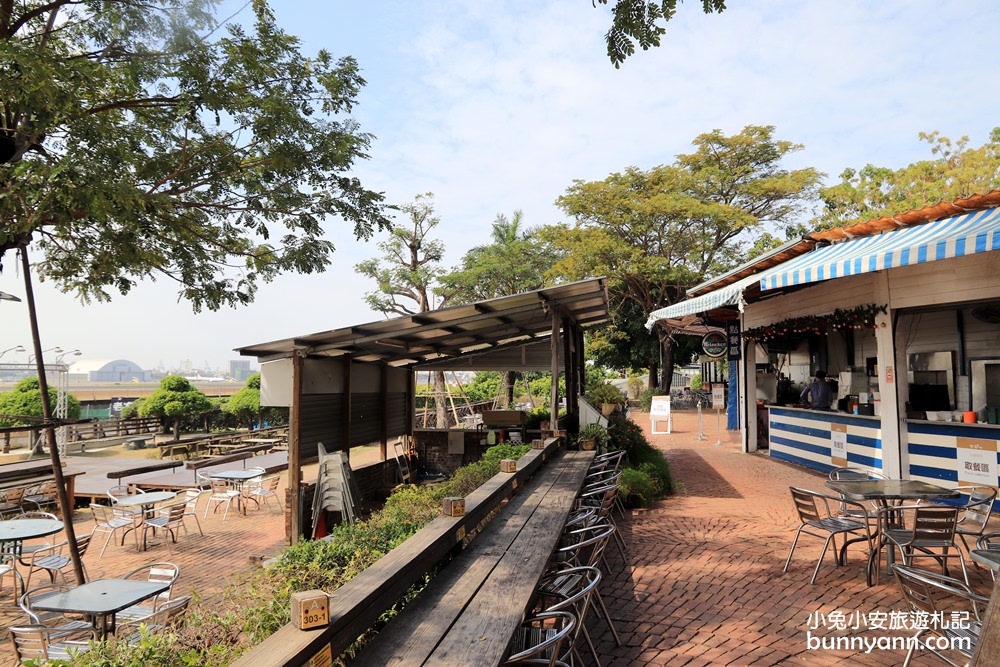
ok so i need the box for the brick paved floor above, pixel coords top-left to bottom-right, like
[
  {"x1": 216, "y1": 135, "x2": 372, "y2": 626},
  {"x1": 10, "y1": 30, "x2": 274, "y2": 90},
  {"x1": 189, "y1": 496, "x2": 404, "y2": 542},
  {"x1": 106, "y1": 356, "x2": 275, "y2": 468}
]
[
  {"x1": 0, "y1": 480, "x2": 289, "y2": 665},
  {"x1": 591, "y1": 410, "x2": 998, "y2": 666}
]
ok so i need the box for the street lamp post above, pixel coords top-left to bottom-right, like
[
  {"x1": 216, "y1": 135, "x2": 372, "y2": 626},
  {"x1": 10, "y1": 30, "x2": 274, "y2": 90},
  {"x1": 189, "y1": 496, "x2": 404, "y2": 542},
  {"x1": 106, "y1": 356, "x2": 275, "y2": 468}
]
[
  {"x1": 55, "y1": 349, "x2": 81, "y2": 363},
  {"x1": 28, "y1": 346, "x2": 63, "y2": 364},
  {"x1": 0, "y1": 345, "x2": 25, "y2": 359}
]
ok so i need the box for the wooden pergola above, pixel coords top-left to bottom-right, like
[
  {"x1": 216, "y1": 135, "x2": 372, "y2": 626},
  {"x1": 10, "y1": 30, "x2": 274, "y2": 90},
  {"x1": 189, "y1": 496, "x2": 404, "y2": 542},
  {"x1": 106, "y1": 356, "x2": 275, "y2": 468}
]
[{"x1": 234, "y1": 278, "x2": 610, "y2": 541}]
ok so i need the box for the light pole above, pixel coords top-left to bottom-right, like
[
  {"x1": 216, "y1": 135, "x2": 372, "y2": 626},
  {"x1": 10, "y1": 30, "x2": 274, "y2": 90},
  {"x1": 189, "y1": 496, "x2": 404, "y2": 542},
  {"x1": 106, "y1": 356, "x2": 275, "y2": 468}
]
[
  {"x1": 55, "y1": 349, "x2": 81, "y2": 363},
  {"x1": 0, "y1": 345, "x2": 25, "y2": 359},
  {"x1": 28, "y1": 347, "x2": 63, "y2": 364},
  {"x1": 0, "y1": 291, "x2": 21, "y2": 302}
]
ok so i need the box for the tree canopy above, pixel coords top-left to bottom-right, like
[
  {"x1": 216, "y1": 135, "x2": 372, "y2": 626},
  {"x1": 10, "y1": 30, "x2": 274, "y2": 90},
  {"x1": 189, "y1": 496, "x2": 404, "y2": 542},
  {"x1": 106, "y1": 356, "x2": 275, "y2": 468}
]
[
  {"x1": 0, "y1": 0, "x2": 389, "y2": 311},
  {"x1": 0, "y1": 377, "x2": 81, "y2": 426},
  {"x1": 438, "y1": 210, "x2": 560, "y2": 304},
  {"x1": 815, "y1": 128, "x2": 1000, "y2": 229},
  {"x1": 138, "y1": 375, "x2": 212, "y2": 439},
  {"x1": 548, "y1": 125, "x2": 820, "y2": 388},
  {"x1": 224, "y1": 372, "x2": 262, "y2": 427},
  {"x1": 597, "y1": 0, "x2": 727, "y2": 67}
]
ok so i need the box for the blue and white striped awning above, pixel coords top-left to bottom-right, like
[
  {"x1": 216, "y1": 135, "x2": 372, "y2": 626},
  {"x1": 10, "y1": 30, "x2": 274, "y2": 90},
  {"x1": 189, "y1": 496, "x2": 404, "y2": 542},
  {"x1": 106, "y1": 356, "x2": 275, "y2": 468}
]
[
  {"x1": 760, "y1": 207, "x2": 1000, "y2": 291},
  {"x1": 644, "y1": 273, "x2": 760, "y2": 330}
]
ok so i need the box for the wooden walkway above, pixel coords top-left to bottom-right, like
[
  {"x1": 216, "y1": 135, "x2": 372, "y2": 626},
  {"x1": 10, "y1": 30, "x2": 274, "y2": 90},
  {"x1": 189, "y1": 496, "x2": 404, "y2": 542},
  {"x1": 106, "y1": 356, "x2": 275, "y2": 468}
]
[{"x1": 67, "y1": 452, "x2": 289, "y2": 500}]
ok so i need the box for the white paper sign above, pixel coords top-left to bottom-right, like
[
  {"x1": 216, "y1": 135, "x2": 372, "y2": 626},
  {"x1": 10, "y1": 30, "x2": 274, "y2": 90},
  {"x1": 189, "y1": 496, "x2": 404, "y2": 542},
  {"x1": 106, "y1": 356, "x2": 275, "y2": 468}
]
[
  {"x1": 830, "y1": 427, "x2": 847, "y2": 461},
  {"x1": 957, "y1": 438, "x2": 998, "y2": 486},
  {"x1": 650, "y1": 396, "x2": 671, "y2": 417},
  {"x1": 712, "y1": 386, "x2": 725, "y2": 410}
]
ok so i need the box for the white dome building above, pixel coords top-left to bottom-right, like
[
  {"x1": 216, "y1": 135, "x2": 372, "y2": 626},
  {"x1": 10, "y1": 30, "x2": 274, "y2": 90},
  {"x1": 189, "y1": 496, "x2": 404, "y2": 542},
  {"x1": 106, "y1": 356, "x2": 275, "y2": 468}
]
[{"x1": 68, "y1": 359, "x2": 151, "y2": 383}]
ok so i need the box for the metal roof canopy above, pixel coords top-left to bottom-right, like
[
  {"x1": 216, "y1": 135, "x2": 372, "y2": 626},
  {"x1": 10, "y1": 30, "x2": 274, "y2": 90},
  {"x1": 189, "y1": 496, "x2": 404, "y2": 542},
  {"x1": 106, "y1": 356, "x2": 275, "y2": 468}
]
[{"x1": 234, "y1": 278, "x2": 609, "y2": 367}]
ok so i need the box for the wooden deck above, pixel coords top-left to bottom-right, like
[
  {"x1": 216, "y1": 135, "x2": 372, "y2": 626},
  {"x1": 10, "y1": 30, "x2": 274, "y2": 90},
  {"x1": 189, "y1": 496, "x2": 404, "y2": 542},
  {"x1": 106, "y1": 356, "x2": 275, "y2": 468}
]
[{"x1": 67, "y1": 452, "x2": 289, "y2": 500}]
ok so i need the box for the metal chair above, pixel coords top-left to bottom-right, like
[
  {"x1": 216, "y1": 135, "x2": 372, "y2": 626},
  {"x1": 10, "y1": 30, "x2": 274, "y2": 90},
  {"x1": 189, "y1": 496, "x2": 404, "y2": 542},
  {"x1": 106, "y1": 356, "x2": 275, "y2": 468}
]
[
  {"x1": 22, "y1": 482, "x2": 59, "y2": 513},
  {"x1": 0, "y1": 487, "x2": 26, "y2": 518},
  {"x1": 245, "y1": 476, "x2": 281, "y2": 512},
  {"x1": 24, "y1": 532, "x2": 91, "y2": 590},
  {"x1": 204, "y1": 478, "x2": 240, "y2": 520},
  {"x1": 827, "y1": 467, "x2": 889, "y2": 520},
  {"x1": 9, "y1": 624, "x2": 92, "y2": 664},
  {"x1": 18, "y1": 583, "x2": 94, "y2": 636},
  {"x1": 783, "y1": 487, "x2": 873, "y2": 584},
  {"x1": 180, "y1": 488, "x2": 205, "y2": 536},
  {"x1": 142, "y1": 504, "x2": 187, "y2": 552},
  {"x1": 976, "y1": 532, "x2": 1000, "y2": 580},
  {"x1": 550, "y1": 522, "x2": 621, "y2": 649},
  {"x1": 89, "y1": 503, "x2": 139, "y2": 557},
  {"x1": 532, "y1": 565, "x2": 602, "y2": 667},
  {"x1": 876, "y1": 504, "x2": 969, "y2": 586},
  {"x1": 892, "y1": 564, "x2": 987, "y2": 666},
  {"x1": 107, "y1": 485, "x2": 145, "y2": 522},
  {"x1": 116, "y1": 562, "x2": 180, "y2": 625},
  {"x1": 931, "y1": 485, "x2": 997, "y2": 555},
  {"x1": 504, "y1": 610, "x2": 576, "y2": 666},
  {"x1": 118, "y1": 594, "x2": 192, "y2": 637}
]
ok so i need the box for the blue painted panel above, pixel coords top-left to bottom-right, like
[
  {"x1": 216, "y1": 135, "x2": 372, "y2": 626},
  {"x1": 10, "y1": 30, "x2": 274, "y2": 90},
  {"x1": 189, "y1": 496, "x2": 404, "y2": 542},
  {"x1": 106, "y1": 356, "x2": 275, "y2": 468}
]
[
  {"x1": 846, "y1": 433, "x2": 882, "y2": 450},
  {"x1": 846, "y1": 452, "x2": 881, "y2": 469},
  {"x1": 908, "y1": 443, "x2": 958, "y2": 460},
  {"x1": 770, "y1": 448, "x2": 833, "y2": 473},
  {"x1": 770, "y1": 420, "x2": 830, "y2": 440},
  {"x1": 769, "y1": 408, "x2": 881, "y2": 429},
  {"x1": 770, "y1": 435, "x2": 829, "y2": 458},
  {"x1": 908, "y1": 422, "x2": 1000, "y2": 440}
]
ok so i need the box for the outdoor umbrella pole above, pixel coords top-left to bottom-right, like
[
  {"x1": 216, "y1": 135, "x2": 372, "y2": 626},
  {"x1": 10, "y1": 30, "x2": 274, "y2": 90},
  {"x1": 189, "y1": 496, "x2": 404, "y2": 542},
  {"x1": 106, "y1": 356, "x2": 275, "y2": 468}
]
[{"x1": 20, "y1": 245, "x2": 86, "y2": 585}]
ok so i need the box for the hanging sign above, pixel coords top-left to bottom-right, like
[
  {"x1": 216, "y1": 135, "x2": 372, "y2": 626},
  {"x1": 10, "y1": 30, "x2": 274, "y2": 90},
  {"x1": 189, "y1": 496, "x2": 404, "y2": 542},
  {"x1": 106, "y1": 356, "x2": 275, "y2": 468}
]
[
  {"x1": 702, "y1": 331, "x2": 727, "y2": 358},
  {"x1": 726, "y1": 321, "x2": 742, "y2": 361}
]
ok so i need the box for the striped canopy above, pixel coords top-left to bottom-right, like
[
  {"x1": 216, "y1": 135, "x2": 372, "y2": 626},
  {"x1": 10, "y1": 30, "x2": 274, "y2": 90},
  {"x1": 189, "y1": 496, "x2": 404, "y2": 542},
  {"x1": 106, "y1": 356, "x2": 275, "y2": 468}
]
[
  {"x1": 759, "y1": 207, "x2": 1000, "y2": 291},
  {"x1": 644, "y1": 273, "x2": 760, "y2": 330}
]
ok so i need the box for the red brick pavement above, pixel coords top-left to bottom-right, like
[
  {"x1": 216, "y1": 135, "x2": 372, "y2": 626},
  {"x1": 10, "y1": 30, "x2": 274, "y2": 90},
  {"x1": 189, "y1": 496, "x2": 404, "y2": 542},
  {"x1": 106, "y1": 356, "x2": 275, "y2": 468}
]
[
  {"x1": 0, "y1": 481, "x2": 289, "y2": 665},
  {"x1": 591, "y1": 410, "x2": 998, "y2": 666}
]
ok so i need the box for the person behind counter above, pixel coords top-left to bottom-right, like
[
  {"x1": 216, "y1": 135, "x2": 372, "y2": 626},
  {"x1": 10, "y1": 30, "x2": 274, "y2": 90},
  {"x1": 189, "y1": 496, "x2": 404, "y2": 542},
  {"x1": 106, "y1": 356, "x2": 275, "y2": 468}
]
[{"x1": 800, "y1": 370, "x2": 833, "y2": 409}]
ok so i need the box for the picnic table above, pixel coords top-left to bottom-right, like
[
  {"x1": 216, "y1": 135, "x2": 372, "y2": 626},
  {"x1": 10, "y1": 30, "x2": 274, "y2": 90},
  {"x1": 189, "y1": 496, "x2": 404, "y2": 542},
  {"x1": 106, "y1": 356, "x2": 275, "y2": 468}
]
[{"x1": 124, "y1": 436, "x2": 152, "y2": 450}]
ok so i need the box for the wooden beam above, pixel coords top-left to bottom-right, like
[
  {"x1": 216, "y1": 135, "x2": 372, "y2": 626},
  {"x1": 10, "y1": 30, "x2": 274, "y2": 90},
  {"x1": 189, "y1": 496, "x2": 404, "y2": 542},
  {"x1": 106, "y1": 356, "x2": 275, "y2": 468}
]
[
  {"x1": 550, "y1": 309, "x2": 560, "y2": 425},
  {"x1": 289, "y1": 352, "x2": 303, "y2": 545}
]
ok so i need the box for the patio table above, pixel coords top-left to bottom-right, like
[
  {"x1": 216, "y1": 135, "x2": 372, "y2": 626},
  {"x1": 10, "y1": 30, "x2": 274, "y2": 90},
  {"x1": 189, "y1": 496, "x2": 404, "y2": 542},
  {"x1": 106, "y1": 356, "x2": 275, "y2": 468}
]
[
  {"x1": 0, "y1": 517, "x2": 63, "y2": 595},
  {"x1": 30, "y1": 578, "x2": 171, "y2": 638},
  {"x1": 825, "y1": 479, "x2": 961, "y2": 585},
  {"x1": 971, "y1": 549, "x2": 1000, "y2": 572},
  {"x1": 210, "y1": 469, "x2": 264, "y2": 515}
]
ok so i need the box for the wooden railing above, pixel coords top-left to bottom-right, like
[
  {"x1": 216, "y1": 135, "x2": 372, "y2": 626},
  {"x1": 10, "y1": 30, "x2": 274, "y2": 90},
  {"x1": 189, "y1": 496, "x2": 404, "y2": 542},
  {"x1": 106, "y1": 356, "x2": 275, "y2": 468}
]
[
  {"x1": 64, "y1": 417, "x2": 160, "y2": 442},
  {"x1": 232, "y1": 437, "x2": 565, "y2": 667}
]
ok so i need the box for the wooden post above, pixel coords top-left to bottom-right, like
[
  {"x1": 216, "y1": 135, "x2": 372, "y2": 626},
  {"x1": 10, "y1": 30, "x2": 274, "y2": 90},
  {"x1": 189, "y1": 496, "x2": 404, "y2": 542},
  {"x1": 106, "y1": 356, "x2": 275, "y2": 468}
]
[
  {"x1": 973, "y1": 577, "x2": 1000, "y2": 665},
  {"x1": 20, "y1": 247, "x2": 85, "y2": 584},
  {"x1": 342, "y1": 360, "x2": 352, "y2": 452},
  {"x1": 550, "y1": 309, "x2": 560, "y2": 428},
  {"x1": 288, "y1": 351, "x2": 303, "y2": 545},
  {"x1": 379, "y1": 364, "x2": 388, "y2": 462}
]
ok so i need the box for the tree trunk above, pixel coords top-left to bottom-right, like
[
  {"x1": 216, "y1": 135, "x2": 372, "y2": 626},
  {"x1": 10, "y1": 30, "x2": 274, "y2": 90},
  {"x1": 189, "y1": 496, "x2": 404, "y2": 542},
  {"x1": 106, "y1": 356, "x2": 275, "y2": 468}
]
[
  {"x1": 172, "y1": 417, "x2": 180, "y2": 441},
  {"x1": 433, "y1": 370, "x2": 448, "y2": 428},
  {"x1": 658, "y1": 334, "x2": 676, "y2": 394},
  {"x1": 647, "y1": 364, "x2": 658, "y2": 390}
]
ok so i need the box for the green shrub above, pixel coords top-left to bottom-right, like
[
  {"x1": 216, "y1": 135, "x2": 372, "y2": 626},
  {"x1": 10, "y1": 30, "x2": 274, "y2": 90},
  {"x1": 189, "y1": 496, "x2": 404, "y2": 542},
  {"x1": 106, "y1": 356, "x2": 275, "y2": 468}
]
[
  {"x1": 586, "y1": 382, "x2": 624, "y2": 406},
  {"x1": 639, "y1": 387, "x2": 669, "y2": 412},
  {"x1": 619, "y1": 467, "x2": 658, "y2": 508}
]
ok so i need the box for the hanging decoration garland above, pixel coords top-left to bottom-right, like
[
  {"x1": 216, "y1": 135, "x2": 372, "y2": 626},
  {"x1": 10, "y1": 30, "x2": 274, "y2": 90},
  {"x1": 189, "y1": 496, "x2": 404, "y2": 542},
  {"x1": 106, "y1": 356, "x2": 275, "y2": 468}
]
[{"x1": 743, "y1": 304, "x2": 887, "y2": 342}]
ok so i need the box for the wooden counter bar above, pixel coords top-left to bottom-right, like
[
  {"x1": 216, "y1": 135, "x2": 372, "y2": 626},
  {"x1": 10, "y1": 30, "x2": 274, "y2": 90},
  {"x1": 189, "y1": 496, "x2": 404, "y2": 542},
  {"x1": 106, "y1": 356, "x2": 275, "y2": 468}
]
[{"x1": 359, "y1": 449, "x2": 593, "y2": 665}]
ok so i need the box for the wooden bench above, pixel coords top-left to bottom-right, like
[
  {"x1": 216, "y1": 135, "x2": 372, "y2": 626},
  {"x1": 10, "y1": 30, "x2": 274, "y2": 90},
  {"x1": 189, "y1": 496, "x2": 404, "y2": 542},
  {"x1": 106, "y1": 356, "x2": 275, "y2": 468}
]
[
  {"x1": 232, "y1": 438, "x2": 589, "y2": 667},
  {"x1": 105, "y1": 460, "x2": 183, "y2": 480}
]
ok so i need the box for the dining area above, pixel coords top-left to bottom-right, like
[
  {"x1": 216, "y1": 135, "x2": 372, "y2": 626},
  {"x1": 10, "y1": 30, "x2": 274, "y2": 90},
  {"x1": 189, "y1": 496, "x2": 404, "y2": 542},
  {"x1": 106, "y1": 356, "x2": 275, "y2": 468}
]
[{"x1": 783, "y1": 466, "x2": 999, "y2": 664}]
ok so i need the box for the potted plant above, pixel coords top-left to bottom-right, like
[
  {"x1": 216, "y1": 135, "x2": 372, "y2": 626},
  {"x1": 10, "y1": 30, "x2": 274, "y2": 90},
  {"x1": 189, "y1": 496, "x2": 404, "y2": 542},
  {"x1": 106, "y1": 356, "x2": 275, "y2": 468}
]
[
  {"x1": 587, "y1": 383, "x2": 625, "y2": 417},
  {"x1": 578, "y1": 423, "x2": 608, "y2": 451}
]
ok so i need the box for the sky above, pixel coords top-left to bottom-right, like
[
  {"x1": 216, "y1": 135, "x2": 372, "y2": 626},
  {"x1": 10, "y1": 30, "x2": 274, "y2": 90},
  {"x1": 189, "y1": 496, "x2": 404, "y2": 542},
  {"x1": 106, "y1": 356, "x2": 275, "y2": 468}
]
[{"x1": 2, "y1": 0, "x2": 1000, "y2": 373}]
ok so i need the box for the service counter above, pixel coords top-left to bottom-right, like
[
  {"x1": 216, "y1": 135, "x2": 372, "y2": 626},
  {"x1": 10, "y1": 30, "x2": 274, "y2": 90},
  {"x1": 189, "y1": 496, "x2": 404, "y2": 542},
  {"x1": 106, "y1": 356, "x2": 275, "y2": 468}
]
[
  {"x1": 904, "y1": 419, "x2": 1000, "y2": 487},
  {"x1": 767, "y1": 406, "x2": 882, "y2": 474}
]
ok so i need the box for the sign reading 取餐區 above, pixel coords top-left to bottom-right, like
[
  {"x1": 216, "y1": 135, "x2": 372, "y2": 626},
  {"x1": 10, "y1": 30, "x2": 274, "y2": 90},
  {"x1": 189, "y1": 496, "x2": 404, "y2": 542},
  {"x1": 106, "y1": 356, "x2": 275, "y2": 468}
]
[{"x1": 957, "y1": 438, "x2": 997, "y2": 486}]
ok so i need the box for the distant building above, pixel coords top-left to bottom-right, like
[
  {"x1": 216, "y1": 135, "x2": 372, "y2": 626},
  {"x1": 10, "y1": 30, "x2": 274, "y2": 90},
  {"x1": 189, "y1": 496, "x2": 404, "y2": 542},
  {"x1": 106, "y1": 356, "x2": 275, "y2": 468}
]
[
  {"x1": 228, "y1": 359, "x2": 254, "y2": 382},
  {"x1": 68, "y1": 359, "x2": 151, "y2": 383}
]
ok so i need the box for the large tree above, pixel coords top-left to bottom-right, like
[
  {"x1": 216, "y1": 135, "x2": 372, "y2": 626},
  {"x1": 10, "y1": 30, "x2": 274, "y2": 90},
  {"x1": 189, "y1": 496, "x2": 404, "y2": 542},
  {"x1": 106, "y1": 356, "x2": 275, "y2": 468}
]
[
  {"x1": 597, "y1": 0, "x2": 728, "y2": 68},
  {"x1": 0, "y1": 376, "x2": 81, "y2": 426},
  {"x1": 438, "y1": 210, "x2": 562, "y2": 408},
  {"x1": 0, "y1": 0, "x2": 389, "y2": 309},
  {"x1": 356, "y1": 194, "x2": 452, "y2": 426},
  {"x1": 550, "y1": 125, "x2": 820, "y2": 390},
  {"x1": 815, "y1": 128, "x2": 1000, "y2": 229}
]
